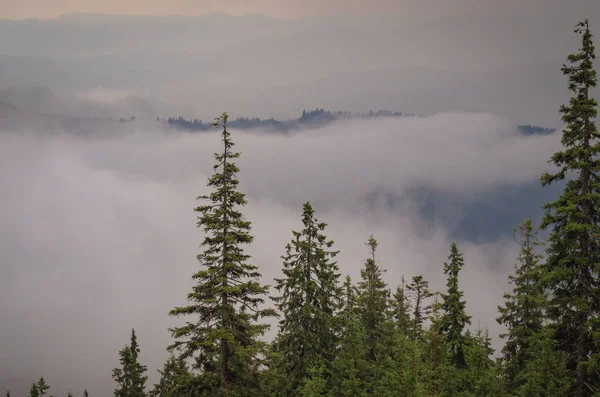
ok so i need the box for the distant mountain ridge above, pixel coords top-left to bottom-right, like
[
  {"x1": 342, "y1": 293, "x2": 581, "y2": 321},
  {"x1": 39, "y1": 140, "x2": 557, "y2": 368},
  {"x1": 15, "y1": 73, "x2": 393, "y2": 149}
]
[{"x1": 160, "y1": 108, "x2": 556, "y2": 135}]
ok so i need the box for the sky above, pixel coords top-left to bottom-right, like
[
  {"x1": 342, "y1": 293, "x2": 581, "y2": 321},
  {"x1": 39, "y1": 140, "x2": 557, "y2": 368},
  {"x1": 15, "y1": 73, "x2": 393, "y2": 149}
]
[
  {"x1": 0, "y1": 0, "x2": 599, "y2": 395},
  {"x1": 0, "y1": 0, "x2": 597, "y2": 20}
]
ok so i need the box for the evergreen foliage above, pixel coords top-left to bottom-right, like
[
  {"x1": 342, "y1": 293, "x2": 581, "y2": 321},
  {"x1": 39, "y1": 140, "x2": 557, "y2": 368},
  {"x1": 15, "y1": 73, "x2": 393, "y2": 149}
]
[
  {"x1": 439, "y1": 243, "x2": 472, "y2": 369},
  {"x1": 271, "y1": 201, "x2": 341, "y2": 394},
  {"x1": 496, "y1": 218, "x2": 546, "y2": 393},
  {"x1": 168, "y1": 113, "x2": 276, "y2": 396},
  {"x1": 540, "y1": 18, "x2": 600, "y2": 397},
  {"x1": 112, "y1": 329, "x2": 148, "y2": 397}
]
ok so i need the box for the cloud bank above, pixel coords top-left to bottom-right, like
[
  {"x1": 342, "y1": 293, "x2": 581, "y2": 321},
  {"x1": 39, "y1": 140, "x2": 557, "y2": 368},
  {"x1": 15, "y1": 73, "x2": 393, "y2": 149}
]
[{"x1": 0, "y1": 113, "x2": 561, "y2": 395}]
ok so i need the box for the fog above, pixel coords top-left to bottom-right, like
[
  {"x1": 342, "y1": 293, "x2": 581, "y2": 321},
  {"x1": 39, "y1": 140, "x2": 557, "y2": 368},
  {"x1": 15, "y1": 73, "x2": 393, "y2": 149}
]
[
  {"x1": 0, "y1": 113, "x2": 561, "y2": 395},
  {"x1": 0, "y1": 3, "x2": 598, "y2": 125}
]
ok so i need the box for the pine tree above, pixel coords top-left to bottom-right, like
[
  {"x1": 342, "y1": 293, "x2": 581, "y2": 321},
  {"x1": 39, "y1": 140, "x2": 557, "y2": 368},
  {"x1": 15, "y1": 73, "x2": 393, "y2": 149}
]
[
  {"x1": 168, "y1": 113, "x2": 276, "y2": 396},
  {"x1": 356, "y1": 236, "x2": 390, "y2": 361},
  {"x1": 83, "y1": 390, "x2": 89, "y2": 397},
  {"x1": 496, "y1": 219, "x2": 546, "y2": 393},
  {"x1": 540, "y1": 19, "x2": 600, "y2": 397},
  {"x1": 112, "y1": 329, "x2": 148, "y2": 397},
  {"x1": 440, "y1": 243, "x2": 472, "y2": 369},
  {"x1": 149, "y1": 354, "x2": 191, "y2": 397},
  {"x1": 272, "y1": 202, "x2": 341, "y2": 394},
  {"x1": 407, "y1": 275, "x2": 434, "y2": 339}
]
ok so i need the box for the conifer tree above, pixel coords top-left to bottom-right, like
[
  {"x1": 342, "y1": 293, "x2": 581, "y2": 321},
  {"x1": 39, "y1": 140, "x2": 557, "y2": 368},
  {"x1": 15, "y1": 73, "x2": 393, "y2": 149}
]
[
  {"x1": 168, "y1": 113, "x2": 276, "y2": 396},
  {"x1": 149, "y1": 355, "x2": 191, "y2": 397},
  {"x1": 5, "y1": 390, "x2": 9, "y2": 397},
  {"x1": 112, "y1": 329, "x2": 148, "y2": 397},
  {"x1": 83, "y1": 390, "x2": 89, "y2": 397},
  {"x1": 357, "y1": 236, "x2": 390, "y2": 361},
  {"x1": 496, "y1": 219, "x2": 546, "y2": 393},
  {"x1": 515, "y1": 328, "x2": 571, "y2": 397},
  {"x1": 272, "y1": 202, "x2": 341, "y2": 394},
  {"x1": 539, "y1": 19, "x2": 600, "y2": 396},
  {"x1": 29, "y1": 378, "x2": 49, "y2": 397},
  {"x1": 392, "y1": 276, "x2": 412, "y2": 333},
  {"x1": 440, "y1": 243, "x2": 471, "y2": 369},
  {"x1": 331, "y1": 276, "x2": 368, "y2": 397},
  {"x1": 407, "y1": 275, "x2": 433, "y2": 339}
]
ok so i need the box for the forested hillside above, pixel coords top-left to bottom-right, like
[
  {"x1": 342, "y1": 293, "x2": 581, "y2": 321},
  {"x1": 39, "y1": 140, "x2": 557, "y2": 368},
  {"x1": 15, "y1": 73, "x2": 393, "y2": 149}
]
[{"x1": 9, "y1": 18, "x2": 598, "y2": 397}]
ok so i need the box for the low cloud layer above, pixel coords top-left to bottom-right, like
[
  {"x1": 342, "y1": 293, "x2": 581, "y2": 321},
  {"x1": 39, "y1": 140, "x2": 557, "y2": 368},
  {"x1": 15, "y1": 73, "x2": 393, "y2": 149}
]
[{"x1": 0, "y1": 113, "x2": 561, "y2": 395}]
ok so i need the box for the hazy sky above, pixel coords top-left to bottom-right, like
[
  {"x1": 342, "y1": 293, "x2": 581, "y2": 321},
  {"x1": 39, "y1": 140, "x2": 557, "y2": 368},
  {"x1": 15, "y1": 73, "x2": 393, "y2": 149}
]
[{"x1": 0, "y1": 0, "x2": 597, "y2": 19}]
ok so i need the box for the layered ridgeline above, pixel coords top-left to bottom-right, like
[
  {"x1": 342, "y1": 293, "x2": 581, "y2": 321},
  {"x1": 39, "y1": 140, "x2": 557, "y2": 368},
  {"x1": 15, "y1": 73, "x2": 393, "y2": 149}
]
[{"x1": 6, "y1": 18, "x2": 597, "y2": 397}]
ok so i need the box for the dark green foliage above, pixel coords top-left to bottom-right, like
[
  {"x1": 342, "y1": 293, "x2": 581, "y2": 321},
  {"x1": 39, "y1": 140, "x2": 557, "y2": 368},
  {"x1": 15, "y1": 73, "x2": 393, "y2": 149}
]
[
  {"x1": 112, "y1": 329, "x2": 148, "y2": 397},
  {"x1": 272, "y1": 202, "x2": 341, "y2": 394},
  {"x1": 29, "y1": 377, "x2": 49, "y2": 397},
  {"x1": 356, "y1": 236, "x2": 390, "y2": 361},
  {"x1": 331, "y1": 276, "x2": 368, "y2": 397},
  {"x1": 540, "y1": 19, "x2": 600, "y2": 397},
  {"x1": 168, "y1": 113, "x2": 276, "y2": 396},
  {"x1": 515, "y1": 328, "x2": 571, "y2": 397},
  {"x1": 149, "y1": 355, "x2": 191, "y2": 397},
  {"x1": 392, "y1": 276, "x2": 412, "y2": 334},
  {"x1": 407, "y1": 275, "x2": 433, "y2": 339},
  {"x1": 496, "y1": 219, "x2": 546, "y2": 393},
  {"x1": 297, "y1": 361, "x2": 327, "y2": 397},
  {"x1": 440, "y1": 243, "x2": 472, "y2": 369}
]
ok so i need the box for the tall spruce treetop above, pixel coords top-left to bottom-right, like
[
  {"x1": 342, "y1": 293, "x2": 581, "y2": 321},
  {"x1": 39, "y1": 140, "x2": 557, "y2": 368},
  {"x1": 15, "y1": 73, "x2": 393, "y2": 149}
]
[
  {"x1": 272, "y1": 202, "x2": 341, "y2": 393},
  {"x1": 168, "y1": 113, "x2": 275, "y2": 396},
  {"x1": 112, "y1": 329, "x2": 148, "y2": 397},
  {"x1": 357, "y1": 235, "x2": 390, "y2": 360},
  {"x1": 496, "y1": 219, "x2": 546, "y2": 393},
  {"x1": 539, "y1": 19, "x2": 600, "y2": 397},
  {"x1": 440, "y1": 243, "x2": 471, "y2": 368}
]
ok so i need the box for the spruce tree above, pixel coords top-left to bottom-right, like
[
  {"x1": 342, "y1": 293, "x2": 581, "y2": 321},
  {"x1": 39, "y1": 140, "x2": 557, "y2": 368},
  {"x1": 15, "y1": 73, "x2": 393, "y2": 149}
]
[
  {"x1": 30, "y1": 378, "x2": 49, "y2": 397},
  {"x1": 168, "y1": 113, "x2": 275, "y2": 396},
  {"x1": 406, "y1": 275, "x2": 433, "y2": 339},
  {"x1": 112, "y1": 329, "x2": 148, "y2": 397},
  {"x1": 149, "y1": 355, "x2": 191, "y2": 397},
  {"x1": 272, "y1": 202, "x2": 341, "y2": 394},
  {"x1": 515, "y1": 328, "x2": 571, "y2": 397},
  {"x1": 331, "y1": 276, "x2": 368, "y2": 397},
  {"x1": 356, "y1": 236, "x2": 390, "y2": 361},
  {"x1": 496, "y1": 219, "x2": 546, "y2": 393},
  {"x1": 539, "y1": 19, "x2": 600, "y2": 397},
  {"x1": 29, "y1": 383, "x2": 39, "y2": 397},
  {"x1": 440, "y1": 243, "x2": 471, "y2": 369},
  {"x1": 83, "y1": 390, "x2": 89, "y2": 397},
  {"x1": 392, "y1": 276, "x2": 412, "y2": 334}
]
